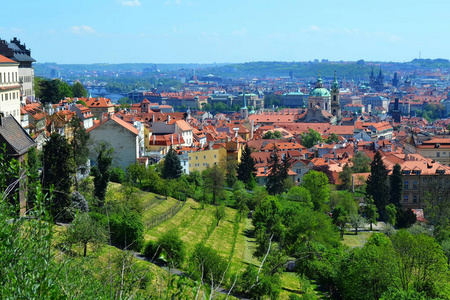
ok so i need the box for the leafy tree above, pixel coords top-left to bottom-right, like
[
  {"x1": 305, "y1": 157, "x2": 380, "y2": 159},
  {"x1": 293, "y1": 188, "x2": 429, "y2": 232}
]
[
  {"x1": 215, "y1": 204, "x2": 226, "y2": 226},
  {"x1": 126, "y1": 162, "x2": 148, "y2": 185},
  {"x1": 312, "y1": 164, "x2": 335, "y2": 184},
  {"x1": 157, "y1": 229, "x2": 185, "y2": 267},
  {"x1": 389, "y1": 164, "x2": 403, "y2": 207},
  {"x1": 110, "y1": 167, "x2": 126, "y2": 183},
  {"x1": 423, "y1": 179, "x2": 450, "y2": 231},
  {"x1": 43, "y1": 133, "x2": 74, "y2": 220},
  {"x1": 203, "y1": 164, "x2": 225, "y2": 204},
  {"x1": 301, "y1": 170, "x2": 330, "y2": 211},
  {"x1": 300, "y1": 128, "x2": 322, "y2": 148},
  {"x1": 225, "y1": 159, "x2": 238, "y2": 188},
  {"x1": 364, "y1": 195, "x2": 379, "y2": 231},
  {"x1": 237, "y1": 144, "x2": 257, "y2": 186},
  {"x1": 366, "y1": 151, "x2": 389, "y2": 218},
  {"x1": 161, "y1": 147, "x2": 182, "y2": 179},
  {"x1": 386, "y1": 204, "x2": 397, "y2": 227},
  {"x1": 69, "y1": 116, "x2": 90, "y2": 190},
  {"x1": 349, "y1": 213, "x2": 366, "y2": 235},
  {"x1": 39, "y1": 78, "x2": 73, "y2": 103},
  {"x1": 190, "y1": 243, "x2": 228, "y2": 285},
  {"x1": 332, "y1": 206, "x2": 349, "y2": 238},
  {"x1": 286, "y1": 186, "x2": 312, "y2": 208},
  {"x1": 263, "y1": 130, "x2": 282, "y2": 139},
  {"x1": 65, "y1": 213, "x2": 107, "y2": 256},
  {"x1": 71, "y1": 81, "x2": 88, "y2": 97},
  {"x1": 339, "y1": 163, "x2": 353, "y2": 191},
  {"x1": 325, "y1": 133, "x2": 339, "y2": 144},
  {"x1": 234, "y1": 185, "x2": 249, "y2": 221},
  {"x1": 350, "y1": 152, "x2": 371, "y2": 173},
  {"x1": 26, "y1": 146, "x2": 40, "y2": 205},
  {"x1": 92, "y1": 143, "x2": 114, "y2": 206}
]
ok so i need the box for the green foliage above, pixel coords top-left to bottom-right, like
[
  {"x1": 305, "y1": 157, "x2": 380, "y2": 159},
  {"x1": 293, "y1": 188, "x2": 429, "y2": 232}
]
[
  {"x1": 339, "y1": 163, "x2": 353, "y2": 191},
  {"x1": 43, "y1": 133, "x2": 75, "y2": 220},
  {"x1": 264, "y1": 93, "x2": 282, "y2": 108},
  {"x1": 389, "y1": 164, "x2": 403, "y2": 207},
  {"x1": 366, "y1": 151, "x2": 389, "y2": 218},
  {"x1": 266, "y1": 148, "x2": 290, "y2": 195},
  {"x1": 225, "y1": 159, "x2": 238, "y2": 188},
  {"x1": 301, "y1": 170, "x2": 330, "y2": 211},
  {"x1": 350, "y1": 152, "x2": 371, "y2": 173},
  {"x1": 72, "y1": 81, "x2": 88, "y2": 97},
  {"x1": 325, "y1": 133, "x2": 340, "y2": 144},
  {"x1": 65, "y1": 212, "x2": 107, "y2": 256},
  {"x1": 39, "y1": 78, "x2": 73, "y2": 103},
  {"x1": 69, "y1": 116, "x2": 90, "y2": 190},
  {"x1": 286, "y1": 186, "x2": 312, "y2": 208},
  {"x1": 263, "y1": 130, "x2": 283, "y2": 139},
  {"x1": 92, "y1": 143, "x2": 114, "y2": 206},
  {"x1": 386, "y1": 204, "x2": 397, "y2": 226},
  {"x1": 110, "y1": 167, "x2": 126, "y2": 183},
  {"x1": 300, "y1": 128, "x2": 322, "y2": 148},
  {"x1": 161, "y1": 148, "x2": 182, "y2": 180},
  {"x1": 107, "y1": 209, "x2": 144, "y2": 250},
  {"x1": 364, "y1": 195, "x2": 379, "y2": 231},
  {"x1": 190, "y1": 243, "x2": 228, "y2": 285},
  {"x1": 237, "y1": 144, "x2": 257, "y2": 187},
  {"x1": 215, "y1": 204, "x2": 226, "y2": 226},
  {"x1": 203, "y1": 164, "x2": 225, "y2": 204},
  {"x1": 157, "y1": 229, "x2": 185, "y2": 267},
  {"x1": 235, "y1": 264, "x2": 282, "y2": 300}
]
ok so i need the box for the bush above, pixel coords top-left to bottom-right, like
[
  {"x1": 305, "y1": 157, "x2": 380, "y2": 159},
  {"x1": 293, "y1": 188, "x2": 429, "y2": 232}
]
[
  {"x1": 157, "y1": 229, "x2": 185, "y2": 267},
  {"x1": 190, "y1": 244, "x2": 228, "y2": 283},
  {"x1": 110, "y1": 167, "x2": 126, "y2": 183},
  {"x1": 142, "y1": 240, "x2": 161, "y2": 260},
  {"x1": 108, "y1": 211, "x2": 144, "y2": 250}
]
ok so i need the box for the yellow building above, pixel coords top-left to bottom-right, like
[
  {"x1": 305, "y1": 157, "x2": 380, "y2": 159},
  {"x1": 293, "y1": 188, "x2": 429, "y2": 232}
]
[
  {"x1": 188, "y1": 146, "x2": 227, "y2": 173},
  {"x1": 225, "y1": 138, "x2": 243, "y2": 163},
  {"x1": 406, "y1": 137, "x2": 450, "y2": 167}
]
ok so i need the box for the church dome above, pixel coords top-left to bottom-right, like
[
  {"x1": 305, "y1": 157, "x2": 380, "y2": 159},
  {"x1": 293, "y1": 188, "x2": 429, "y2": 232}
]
[
  {"x1": 309, "y1": 88, "x2": 330, "y2": 97},
  {"x1": 309, "y1": 74, "x2": 330, "y2": 97}
]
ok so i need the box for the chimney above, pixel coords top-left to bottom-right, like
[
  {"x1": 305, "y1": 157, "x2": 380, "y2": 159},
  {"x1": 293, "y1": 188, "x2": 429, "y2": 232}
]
[
  {"x1": 251, "y1": 119, "x2": 254, "y2": 140},
  {"x1": 152, "y1": 114, "x2": 155, "y2": 122},
  {"x1": 153, "y1": 134, "x2": 155, "y2": 144},
  {"x1": 264, "y1": 166, "x2": 267, "y2": 174},
  {"x1": 171, "y1": 134, "x2": 174, "y2": 145}
]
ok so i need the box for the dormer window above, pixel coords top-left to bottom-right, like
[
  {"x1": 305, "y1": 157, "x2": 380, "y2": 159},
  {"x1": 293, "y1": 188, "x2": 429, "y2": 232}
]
[
  {"x1": 413, "y1": 170, "x2": 421, "y2": 175},
  {"x1": 403, "y1": 170, "x2": 411, "y2": 175}
]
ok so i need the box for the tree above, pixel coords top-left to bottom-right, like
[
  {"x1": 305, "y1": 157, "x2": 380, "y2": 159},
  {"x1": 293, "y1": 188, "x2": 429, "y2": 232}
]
[
  {"x1": 157, "y1": 229, "x2": 185, "y2": 267},
  {"x1": 65, "y1": 213, "x2": 107, "y2": 256},
  {"x1": 312, "y1": 164, "x2": 335, "y2": 184},
  {"x1": 300, "y1": 128, "x2": 322, "y2": 148},
  {"x1": 225, "y1": 159, "x2": 238, "y2": 188},
  {"x1": 92, "y1": 143, "x2": 114, "y2": 206},
  {"x1": 263, "y1": 131, "x2": 282, "y2": 139},
  {"x1": 339, "y1": 163, "x2": 353, "y2": 191},
  {"x1": 72, "y1": 81, "x2": 88, "y2": 97},
  {"x1": 190, "y1": 243, "x2": 228, "y2": 286},
  {"x1": 237, "y1": 144, "x2": 257, "y2": 187},
  {"x1": 286, "y1": 186, "x2": 312, "y2": 208},
  {"x1": 423, "y1": 179, "x2": 450, "y2": 231},
  {"x1": 301, "y1": 170, "x2": 330, "y2": 211},
  {"x1": 203, "y1": 164, "x2": 225, "y2": 204},
  {"x1": 69, "y1": 116, "x2": 90, "y2": 190},
  {"x1": 27, "y1": 146, "x2": 40, "y2": 205},
  {"x1": 161, "y1": 147, "x2": 182, "y2": 180},
  {"x1": 325, "y1": 133, "x2": 339, "y2": 144},
  {"x1": 366, "y1": 151, "x2": 389, "y2": 218},
  {"x1": 349, "y1": 213, "x2": 366, "y2": 235},
  {"x1": 266, "y1": 148, "x2": 286, "y2": 195},
  {"x1": 389, "y1": 164, "x2": 403, "y2": 207},
  {"x1": 43, "y1": 133, "x2": 75, "y2": 220},
  {"x1": 364, "y1": 195, "x2": 379, "y2": 231},
  {"x1": 215, "y1": 204, "x2": 226, "y2": 226},
  {"x1": 386, "y1": 204, "x2": 397, "y2": 227},
  {"x1": 332, "y1": 206, "x2": 349, "y2": 238},
  {"x1": 350, "y1": 152, "x2": 371, "y2": 173},
  {"x1": 39, "y1": 79, "x2": 73, "y2": 103}
]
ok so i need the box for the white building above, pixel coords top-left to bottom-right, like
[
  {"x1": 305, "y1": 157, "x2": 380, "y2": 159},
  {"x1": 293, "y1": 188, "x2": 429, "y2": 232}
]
[
  {"x1": 87, "y1": 114, "x2": 141, "y2": 170},
  {"x1": 0, "y1": 54, "x2": 21, "y2": 121}
]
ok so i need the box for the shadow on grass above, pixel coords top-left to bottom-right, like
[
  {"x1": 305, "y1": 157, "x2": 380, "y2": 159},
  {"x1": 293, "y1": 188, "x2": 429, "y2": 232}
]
[{"x1": 244, "y1": 228, "x2": 254, "y2": 238}]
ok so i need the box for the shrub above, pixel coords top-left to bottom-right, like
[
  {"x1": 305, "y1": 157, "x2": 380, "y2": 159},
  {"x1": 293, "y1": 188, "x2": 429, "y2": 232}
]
[
  {"x1": 157, "y1": 229, "x2": 185, "y2": 267},
  {"x1": 142, "y1": 240, "x2": 161, "y2": 261},
  {"x1": 110, "y1": 167, "x2": 126, "y2": 183},
  {"x1": 108, "y1": 211, "x2": 144, "y2": 250}
]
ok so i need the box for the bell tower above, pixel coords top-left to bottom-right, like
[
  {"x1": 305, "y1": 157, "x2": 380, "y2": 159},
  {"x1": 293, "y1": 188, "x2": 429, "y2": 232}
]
[{"x1": 330, "y1": 71, "x2": 341, "y2": 123}]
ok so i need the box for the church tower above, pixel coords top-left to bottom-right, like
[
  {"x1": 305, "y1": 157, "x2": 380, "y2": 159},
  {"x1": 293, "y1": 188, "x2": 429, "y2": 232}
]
[
  {"x1": 240, "y1": 88, "x2": 248, "y2": 119},
  {"x1": 330, "y1": 71, "x2": 341, "y2": 122}
]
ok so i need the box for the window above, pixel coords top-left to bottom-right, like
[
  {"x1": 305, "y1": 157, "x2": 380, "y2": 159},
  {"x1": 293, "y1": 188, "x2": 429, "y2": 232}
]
[
  {"x1": 189, "y1": 157, "x2": 191, "y2": 160},
  {"x1": 214, "y1": 155, "x2": 217, "y2": 159},
  {"x1": 413, "y1": 195, "x2": 417, "y2": 203},
  {"x1": 196, "y1": 156, "x2": 198, "y2": 160},
  {"x1": 404, "y1": 181, "x2": 409, "y2": 190},
  {"x1": 413, "y1": 181, "x2": 418, "y2": 189},
  {"x1": 404, "y1": 195, "x2": 408, "y2": 203},
  {"x1": 204, "y1": 155, "x2": 206, "y2": 159},
  {"x1": 437, "y1": 152, "x2": 440, "y2": 158}
]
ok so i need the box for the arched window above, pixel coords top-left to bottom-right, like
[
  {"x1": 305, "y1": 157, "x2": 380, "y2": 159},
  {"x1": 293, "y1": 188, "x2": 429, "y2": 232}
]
[{"x1": 333, "y1": 95, "x2": 336, "y2": 101}]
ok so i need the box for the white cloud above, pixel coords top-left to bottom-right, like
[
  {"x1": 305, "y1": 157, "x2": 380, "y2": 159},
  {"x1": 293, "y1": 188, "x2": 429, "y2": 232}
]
[
  {"x1": 120, "y1": 0, "x2": 141, "y2": 6},
  {"x1": 232, "y1": 28, "x2": 248, "y2": 36},
  {"x1": 70, "y1": 25, "x2": 95, "y2": 35},
  {"x1": 309, "y1": 25, "x2": 320, "y2": 31}
]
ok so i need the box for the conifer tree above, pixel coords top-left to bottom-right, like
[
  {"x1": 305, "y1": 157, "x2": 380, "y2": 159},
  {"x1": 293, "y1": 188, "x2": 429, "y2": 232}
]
[
  {"x1": 162, "y1": 147, "x2": 182, "y2": 180},
  {"x1": 92, "y1": 143, "x2": 114, "y2": 206},
  {"x1": 389, "y1": 163, "x2": 403, "y2": 207},
  {"x1": 366, "y1": 151, "x2": 389, "y2": 218},
  {"x1": 237, "y1": 144, "x2": 256, "y2": 186},
  {"x1": 266, "y1": 147, "x2": 287, "y2": 195}
]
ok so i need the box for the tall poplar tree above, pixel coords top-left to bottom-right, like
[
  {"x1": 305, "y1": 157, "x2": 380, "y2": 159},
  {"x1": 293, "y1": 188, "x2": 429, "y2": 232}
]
[{"x1": 366, "y1": 151, "x2": 389, "y2": 218}]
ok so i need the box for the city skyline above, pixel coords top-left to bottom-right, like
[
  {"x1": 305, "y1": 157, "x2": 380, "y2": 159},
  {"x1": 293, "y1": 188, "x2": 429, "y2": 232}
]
[{"x1": 1, "y1": 0, "x2": 449, "y2": 64}]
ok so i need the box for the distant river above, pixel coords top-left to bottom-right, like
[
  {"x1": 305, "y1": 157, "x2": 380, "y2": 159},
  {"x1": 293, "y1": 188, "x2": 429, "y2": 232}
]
[{"x1": 87, "y1": 88, "x2": 123, "y2": 103}]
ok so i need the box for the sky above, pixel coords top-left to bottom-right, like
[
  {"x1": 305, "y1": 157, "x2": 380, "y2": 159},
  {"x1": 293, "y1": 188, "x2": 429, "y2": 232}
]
[{"x1": 1, "y1": 0, "x2": 449, "y2": 64}]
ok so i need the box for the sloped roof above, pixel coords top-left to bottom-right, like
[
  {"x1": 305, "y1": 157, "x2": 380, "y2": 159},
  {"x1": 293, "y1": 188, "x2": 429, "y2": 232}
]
[
  {"x1": 0, "y1": 115, "x2": 36, "y2": 156},
  {"x1": 86, "y1": 114, "x2": 139, "y2": 135}
]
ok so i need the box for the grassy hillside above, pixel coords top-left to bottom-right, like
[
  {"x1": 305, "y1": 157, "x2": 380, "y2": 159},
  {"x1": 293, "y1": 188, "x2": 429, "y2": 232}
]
[{"x1": 105, "y1": 183, "x2": 304, "y2": 299}]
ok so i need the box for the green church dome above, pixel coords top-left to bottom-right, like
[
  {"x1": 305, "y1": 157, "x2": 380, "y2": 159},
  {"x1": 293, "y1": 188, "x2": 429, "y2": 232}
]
[{"x1": 309, "y1": 87, "x2": 330, "y2": 97}]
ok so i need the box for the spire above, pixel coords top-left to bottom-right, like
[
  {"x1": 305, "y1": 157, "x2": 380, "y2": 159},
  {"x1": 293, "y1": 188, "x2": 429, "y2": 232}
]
[
  {"x1": 332, "y1": 70, "x2": 339, "y2": 91},
  {"x1": 242, "y1": 88, "x2": 247, "y2": 109},
  {"x1": 316, "y1": 72, "x2": 323, "y2": 88}
]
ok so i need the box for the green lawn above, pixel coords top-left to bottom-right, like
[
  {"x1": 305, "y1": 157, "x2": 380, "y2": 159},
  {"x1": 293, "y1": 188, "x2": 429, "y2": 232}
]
[{"x1": 342, "y1": 231, "x2": 373, "y2": 248}]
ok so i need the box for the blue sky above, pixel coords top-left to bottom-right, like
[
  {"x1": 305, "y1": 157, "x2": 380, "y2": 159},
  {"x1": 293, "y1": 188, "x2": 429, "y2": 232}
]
[{"x1": 1, "y1": 0, "x2": 448, "y2": 64}]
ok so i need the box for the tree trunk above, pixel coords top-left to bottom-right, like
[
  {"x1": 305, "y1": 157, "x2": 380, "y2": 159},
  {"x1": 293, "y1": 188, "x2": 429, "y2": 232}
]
[
  {"x1": 84, "y1": 242, "x2": 87, "y2": 257},
  {"x1": 370, "y1": 222, "x2": 373, "y2": 231},
  {"x1": 355, "y1": 227, "x2": 358, "y2": 235}
]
